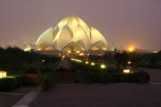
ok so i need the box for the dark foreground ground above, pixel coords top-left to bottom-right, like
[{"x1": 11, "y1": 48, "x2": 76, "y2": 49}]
[
  {"x1": 0, "y1": 68, "x2": 161, "y2": 107},
  {"x1": 30, "y1": 68, "x2": 161, "y2": 107},
  {"x1": 0, "y1": 93, "x2": 23, "y2": 107},
  {"x1": 0, "y1": 87, "x2": 34, "y2": 107},
  {"x1": 31, "y1": 83, "x2": 161, "y2": 107}
]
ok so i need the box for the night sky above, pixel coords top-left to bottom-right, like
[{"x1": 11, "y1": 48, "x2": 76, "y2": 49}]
[{"x1": 0, "y1": 0, "x2": 161, "y2": 50}]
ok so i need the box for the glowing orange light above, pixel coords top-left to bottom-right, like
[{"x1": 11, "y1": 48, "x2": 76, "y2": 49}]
[
  {"x1": 44, "y1": 47, "x2": 54, "y2": 51},
  {"x1": 79, "y1": 52, "x2": 84, "y2": 56},
  {"x1": 127, "y1": 45, "x2": 136, "y2": 52}
]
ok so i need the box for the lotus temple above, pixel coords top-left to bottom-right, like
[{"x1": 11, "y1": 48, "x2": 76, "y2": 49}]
[{"x1": 35, "y1": 16, "x2": 108, "y2": 56}]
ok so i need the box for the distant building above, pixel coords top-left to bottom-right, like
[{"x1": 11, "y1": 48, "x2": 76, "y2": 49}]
[{"x1": 35, "y1": 16, "x2": 108, "y2": 56}]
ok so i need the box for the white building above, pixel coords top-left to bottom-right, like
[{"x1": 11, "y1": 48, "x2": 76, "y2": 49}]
[{"x1": 35, "y1": 16, "x2": 108, "y2": 55}]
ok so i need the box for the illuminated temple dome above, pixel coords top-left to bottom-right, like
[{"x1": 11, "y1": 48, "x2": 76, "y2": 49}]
[{"x1": 35, "y1": 16, "x2": 108, "y2": 54}]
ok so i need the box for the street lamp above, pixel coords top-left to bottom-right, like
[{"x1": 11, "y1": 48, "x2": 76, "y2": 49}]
[
  {"x1": 0, "y1": 71, "x2": 7, "y2": 79},
  {"x1": 100, "y1": 64, "x2": 106, "y2": 69},
  {"x1": 91, "y1": 62, "x2": 95, "y2": 66}
]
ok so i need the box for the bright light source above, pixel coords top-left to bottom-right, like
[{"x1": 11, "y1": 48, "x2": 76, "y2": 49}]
[
  {"x1": 0, "y1": 71, "x2": 7, "y2": 79},
  {"x1": 100, "y1": 64, "x2": 107, "y2": 69},
  {"x1": 123, "y1": 69, "x2": 131, "y2": 74},
  {"x1": 128, "y1": 61, "x2": 132, "y2": 65},
  {"x1": 102, "y1": 47, "x2": 107, "y2": 51},
  {"x1": 85, "y1": 61, "x2": 89, "y2": 64},
  {"x1": 71, "y1": 58, "x2": 82, "y2": 63},
  {"x1": 24, "y1": 46, "x2": 32, "y2": 52},
  {"x1": 37, "y1": 48, "x2": 42, "y2": 51},
  {"x1": 76, "y1": 50, "x2": 80, "y2": 54},
  {"x1": 67, "y1": 50, "x2": 71, "y2": 54},
  {"x1": 35, "y1": 16, "x2": 108, "y2": 53},
  {"x1": 91, "y1": 62, "x2": 95, "y2": 66},
  {"x1": 62, "y1": 55, "x2": 66, "y2": 59},
  {"x1": 91, "y1": 47, "x2": 99, "y2": 51},
  {"x1": 79, "y1": 52, "x2": 84, "y2": 56},
  {"x1": 127, "y1": 45, "x2": 136, "y2": 53},
  {"x1": 41, "y1": 59, "x2": 46, "y2": 63},
  {"x1": 153, "y1": 51, "x2": 158, "y2": 54}
]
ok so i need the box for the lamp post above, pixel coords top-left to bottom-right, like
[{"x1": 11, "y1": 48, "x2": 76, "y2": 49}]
[{"x1": 0, "y1": 71, "x2": 7, "y2": 79}]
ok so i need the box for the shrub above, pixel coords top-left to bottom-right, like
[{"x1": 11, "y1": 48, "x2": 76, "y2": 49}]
[
  {"x1": 0, "y1": 77, "x2": 19, "y2": 91},
  {"x1": 132, "y1": 71, "x2": 150, "y2": 83},
  {"x1": 41, "y1": 70, "x2": 57, "y2": 91},
  {"x1": 22, "y1": 68, "x2": 41, "y2": 86},
  {"x1": 22, "y1": 74, "x2": 41, "y2": 86}
]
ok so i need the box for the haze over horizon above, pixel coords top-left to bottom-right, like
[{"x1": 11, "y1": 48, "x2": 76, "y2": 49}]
[{"x1": 0, "y1": 0, "x2": 161, "y2": 51}]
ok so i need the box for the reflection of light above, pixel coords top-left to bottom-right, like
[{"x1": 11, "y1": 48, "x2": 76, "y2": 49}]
[
  {"x1": 127, "y1": 45, "x2": 135, "y2": 53},
  {"x1": 85, "y1": 61, "x2": 89, "y2": 64},
  {"x1": 123, "y1": 69, "x2": 131, "y2": 74},
  {"x1": 100, "y1": 64, "x2": 106, "y2": 69},
  {"x1": 0, "y1": 71, "x2": 7, "y2": 79},
  {"x1": 71, "y1": 58, "x2": 82, "y2": 63},
  {"x1": 91, "y1": 62, "x2": 95, "y2": 66}
]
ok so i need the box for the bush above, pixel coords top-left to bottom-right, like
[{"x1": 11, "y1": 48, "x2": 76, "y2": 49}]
[
  {"x1": 22, "y1": 68, "x2": 41, "y2": 86},
  {"x1": 0, "y1": 77, "x2": 19, "y2": 91},
  {"x1": 69, "y1": 61, "x2": 151, "y2": 84},
  {"x1": 41, "y1": 70, "x2": 57, "y2": 91},
  {"x1": 22, "y1": 74, "x2": 41, "y2": 86},
  {"x1": 119, "y1": 71, "x2": 150, "y2": 83},
  {"x1": 74, "y1": 70, "x2": 150, "y2": 83},
  {"x1": 132, "y1": 71, "x2": 150, "y2": 83}
]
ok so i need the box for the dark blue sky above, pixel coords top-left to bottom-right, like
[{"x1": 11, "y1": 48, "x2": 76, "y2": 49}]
[{"x1": 0, "y1": 0, "x2": 161, "y2": 50}]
